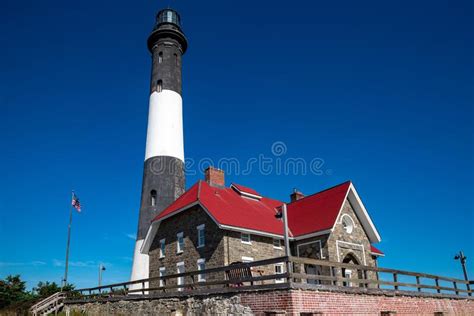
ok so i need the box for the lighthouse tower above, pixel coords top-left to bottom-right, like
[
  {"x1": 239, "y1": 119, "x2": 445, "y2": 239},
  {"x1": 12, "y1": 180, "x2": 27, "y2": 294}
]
[{"x1": 130, "y1": 8, "x2": 187, "y2": 282}]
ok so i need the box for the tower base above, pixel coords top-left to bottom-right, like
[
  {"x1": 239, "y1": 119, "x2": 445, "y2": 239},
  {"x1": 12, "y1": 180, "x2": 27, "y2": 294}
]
[{"x1": 129, "y1": 239, "x2": 149, "y2": 291}]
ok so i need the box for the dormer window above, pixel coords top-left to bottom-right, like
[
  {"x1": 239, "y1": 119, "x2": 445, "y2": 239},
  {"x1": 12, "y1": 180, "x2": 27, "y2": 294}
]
[
  {"x1": 341, "y1": 214, "x2": 354, "y2": 234},
  {"x1": 231, "y1": 183, "x2": 262, "y2": 201}
]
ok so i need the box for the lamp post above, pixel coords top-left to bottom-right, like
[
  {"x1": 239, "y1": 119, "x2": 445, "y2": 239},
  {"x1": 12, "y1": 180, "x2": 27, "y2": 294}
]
[
  {"x1": 454, "y1": 251, "x2": 471, "y2": 296},
  {"x1": 98, "y1": 264, "x2": 106, "y2": 287}
]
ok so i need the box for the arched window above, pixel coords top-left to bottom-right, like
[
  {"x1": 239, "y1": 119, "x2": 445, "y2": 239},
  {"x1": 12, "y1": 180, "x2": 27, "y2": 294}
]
[
  {"x1": 156, "y1": 80, "x2": 162, "y2": 92},
  {"x1": 174, "y1": 53, "x2": 178, "y2": 65},
  {"x1": 158, "y1": 52, "x2": 163, "y2": 63},
  {"x1": 150, "y1": 190, "x2": 157, "y2": 206}
]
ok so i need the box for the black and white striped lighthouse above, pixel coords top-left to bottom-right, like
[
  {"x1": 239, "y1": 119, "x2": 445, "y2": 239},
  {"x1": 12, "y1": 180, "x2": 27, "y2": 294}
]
[{"x1": 130, "y1": 8, "x2": 187, "y2": 282}]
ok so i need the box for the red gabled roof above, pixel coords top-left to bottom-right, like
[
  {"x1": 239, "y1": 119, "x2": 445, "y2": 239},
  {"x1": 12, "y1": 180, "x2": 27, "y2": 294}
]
[
  {"x1": 286, "y1": 181, "x2": 351, "y2": 237},
  {"x1": 153, "y1": 180, "x2": 360, "y2": 240},
  {"x1": 370, "y1": 245, "x2": 384, "y2": 255},
  {"x1": 153, "y1": 180, "x2": 285, "y2": 236}
]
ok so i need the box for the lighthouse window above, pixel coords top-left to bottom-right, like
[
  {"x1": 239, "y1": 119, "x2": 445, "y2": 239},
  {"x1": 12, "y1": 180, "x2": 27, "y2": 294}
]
[
  {"x1": 150, "y1": 190, "x2": 157, "y2": 206},
  {"x1": 174, "y1": 53, "x2": 178, "y2": 65},
  {"x1": 156, "y1": 80, "x2": 162, "y2": 92},
  {"x1": 158, "y1": 52, "x2": 163, "y2": 63},
  {"x1": 167, "y1": 11, "x2": 173, "y2": 23}
]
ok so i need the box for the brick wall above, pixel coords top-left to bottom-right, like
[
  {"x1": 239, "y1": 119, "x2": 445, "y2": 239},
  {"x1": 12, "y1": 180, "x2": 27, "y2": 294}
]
[{"x1": 239, "y1": 289, "x2": 474, "y2": 315}]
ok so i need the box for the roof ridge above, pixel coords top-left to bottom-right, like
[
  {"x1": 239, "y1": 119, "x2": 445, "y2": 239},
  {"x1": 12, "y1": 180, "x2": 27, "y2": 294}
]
[{"x1": 287, "y1": 180, "x2": 352, "y2": 205}]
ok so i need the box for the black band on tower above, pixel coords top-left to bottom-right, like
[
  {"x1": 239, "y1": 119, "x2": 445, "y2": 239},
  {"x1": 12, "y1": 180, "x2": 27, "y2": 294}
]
[
  {"x1": 137, "y1": 156, "x2": 185, "y2": 239},
  {"x1": 148, "y1": 9, "x2": 187, "y2": 95}
]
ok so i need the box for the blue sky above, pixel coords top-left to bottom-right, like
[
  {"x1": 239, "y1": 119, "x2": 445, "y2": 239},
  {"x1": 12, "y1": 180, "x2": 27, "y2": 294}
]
[{"x1": 1, "y1": 0, "x2": 472, "y2": 289}]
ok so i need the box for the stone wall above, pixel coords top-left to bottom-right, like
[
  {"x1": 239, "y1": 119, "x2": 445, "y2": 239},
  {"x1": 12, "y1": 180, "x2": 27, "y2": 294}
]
[
  {"x1": 149, "y1": 205, "x2": 226, "y2": 287},
  {"x1": 66, "y1": 295, "x2": 252, "y2": 316},
  {"x1": 225, "y1": 231, "x2": 285, "y2": 276},
  {"x1": 149, "y1": 204, "x2": 286, "y2": 285},
  {"x1": 327, "y1": 198, "x2": 375, "y2": 267},
  {"x1": 327, "y1": 198, "x2": 378, "y2": 285}
]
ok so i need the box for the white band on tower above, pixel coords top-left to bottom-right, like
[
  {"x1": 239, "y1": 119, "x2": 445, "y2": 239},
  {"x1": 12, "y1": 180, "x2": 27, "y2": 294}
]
[{"x1": 144, "y1": 90, "x2": 184, "y2": 162}]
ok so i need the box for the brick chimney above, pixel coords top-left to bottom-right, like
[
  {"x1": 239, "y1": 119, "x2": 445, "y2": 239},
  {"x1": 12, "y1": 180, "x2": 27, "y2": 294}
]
[
  {"x1": 290, "y1": 189, "x2": 304, "y2": 202},
  {"x1": 204, "y1": 167, "x2": 225, "y2": 187}
]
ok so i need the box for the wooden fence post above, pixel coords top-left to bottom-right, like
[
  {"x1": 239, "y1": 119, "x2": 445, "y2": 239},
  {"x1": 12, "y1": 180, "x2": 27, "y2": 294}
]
[{"x1": 453, "y1": 281, "x2": 459, "y2": 295}]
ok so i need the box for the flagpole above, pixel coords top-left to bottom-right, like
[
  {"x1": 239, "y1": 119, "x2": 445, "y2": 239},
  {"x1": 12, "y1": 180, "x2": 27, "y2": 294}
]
[{"x1": 63, "y1": 191, "x2": 74, "y2": 288}]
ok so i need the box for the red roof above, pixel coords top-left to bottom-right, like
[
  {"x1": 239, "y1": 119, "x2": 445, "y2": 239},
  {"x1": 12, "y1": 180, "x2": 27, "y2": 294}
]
[
  {"x1": 370, "y1": 245, "x2": 384, "y2": 255},
  {"x1": 287, "y1": 181, "x2": 351, "y2": 237},
  {"x1": 153, "y1": 180, "x2": 360, "y2": 240},
  {"x1": 154, "y1": 181, "x2": 284, "y2": 235}
]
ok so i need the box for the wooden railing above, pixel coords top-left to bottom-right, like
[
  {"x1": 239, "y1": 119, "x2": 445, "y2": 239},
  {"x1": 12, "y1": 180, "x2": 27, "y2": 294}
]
[
  {"x1": 65, "y1": 256, "x2": 472, "y2": 303},
  {"x1": 30, "y1": 291, "x2": 67, "y2": 316},
  {"x1": 289, "y1": 256, "x2": 472, "y2": 296}
]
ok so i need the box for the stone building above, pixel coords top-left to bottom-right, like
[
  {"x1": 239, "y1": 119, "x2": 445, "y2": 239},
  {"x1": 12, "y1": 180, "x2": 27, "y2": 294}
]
[{"x1": 140, "y1": 167, "x2": 384, "y2": 288}]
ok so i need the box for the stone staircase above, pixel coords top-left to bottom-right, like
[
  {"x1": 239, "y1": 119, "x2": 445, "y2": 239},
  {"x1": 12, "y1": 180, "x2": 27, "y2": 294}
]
[{"x1": 30, "y1": 291, "x2": 66, "y2": 316}]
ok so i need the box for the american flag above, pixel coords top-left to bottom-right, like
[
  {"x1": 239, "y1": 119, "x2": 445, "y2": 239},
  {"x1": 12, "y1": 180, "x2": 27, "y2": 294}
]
[{"x1": 72, "y1": 193, "x2": 81, "y2": 213}]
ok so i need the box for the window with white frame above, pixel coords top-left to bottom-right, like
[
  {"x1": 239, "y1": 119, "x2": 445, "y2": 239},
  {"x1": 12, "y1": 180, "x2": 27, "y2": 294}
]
[
  {"x1": 159, "y1": 238, "x2": 166, "y2": 258},
  {"x1": 274, "y1": 263, "x2": 285, "y2": 283},
  {"x1": 177, "y1": 232, "x2": 184, "y2": 253},
  {"x1": 159, "y1": 267, "x2": 166, "y2": 287},
  {"x1": 197, "y1": 258, "x2": 206, "y2": 282},
  {"x1": 177, "y1": 262, "x2": 185, "y2": 291},
  {"x1": 273, "y1": 238, "x2": 282, "y2": 249},
  {"x1": 197, "y1": 224, "x2": 205, "y2": 248},
  {"x1": 241, "y1": 233, "x2": 251, "y2": 244}
]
